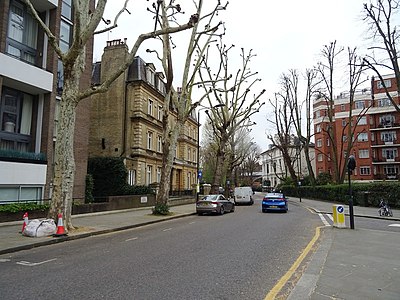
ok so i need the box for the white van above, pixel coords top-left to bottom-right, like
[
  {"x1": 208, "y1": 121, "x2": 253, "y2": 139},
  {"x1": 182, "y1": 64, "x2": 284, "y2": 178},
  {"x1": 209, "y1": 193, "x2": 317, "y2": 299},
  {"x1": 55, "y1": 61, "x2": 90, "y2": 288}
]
[{"x1": 234, "y1": 187, "x2": 254, "y2": 205}]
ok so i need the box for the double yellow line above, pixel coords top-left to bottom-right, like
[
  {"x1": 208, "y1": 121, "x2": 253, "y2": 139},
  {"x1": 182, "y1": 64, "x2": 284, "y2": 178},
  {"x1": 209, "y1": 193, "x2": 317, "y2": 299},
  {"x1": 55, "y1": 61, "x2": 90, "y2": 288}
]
[{"x1": 264, "y1": 226, "x2": 322, "y2": 300}]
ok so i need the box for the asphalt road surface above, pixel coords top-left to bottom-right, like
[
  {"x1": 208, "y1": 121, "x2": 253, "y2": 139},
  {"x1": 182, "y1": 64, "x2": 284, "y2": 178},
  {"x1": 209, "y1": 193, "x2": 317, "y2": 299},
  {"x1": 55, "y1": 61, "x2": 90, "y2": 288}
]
[{"x1": 1, "y1": 195, "x2": 323, "y2": 300}]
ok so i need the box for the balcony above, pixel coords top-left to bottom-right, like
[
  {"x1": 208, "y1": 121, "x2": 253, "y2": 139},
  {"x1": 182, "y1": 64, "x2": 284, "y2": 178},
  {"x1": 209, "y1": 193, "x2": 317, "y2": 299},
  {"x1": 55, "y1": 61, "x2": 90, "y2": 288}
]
[
  {"x1": 372, "y1": 157, "x2": 400, "y2": 164},
  {"x1": 373, "y1": 174, "x2": 399, "y2": 180},
  {"x1": 370, "y1": 122, "x2": 400, "y2": 131}
]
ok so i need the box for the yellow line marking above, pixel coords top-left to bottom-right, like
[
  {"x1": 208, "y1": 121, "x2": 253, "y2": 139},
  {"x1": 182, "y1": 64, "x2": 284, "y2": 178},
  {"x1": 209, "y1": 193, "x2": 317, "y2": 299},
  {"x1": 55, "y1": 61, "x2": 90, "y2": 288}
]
[{"x1": 264, "y1": 226, "x2": 322, "y2": 300}]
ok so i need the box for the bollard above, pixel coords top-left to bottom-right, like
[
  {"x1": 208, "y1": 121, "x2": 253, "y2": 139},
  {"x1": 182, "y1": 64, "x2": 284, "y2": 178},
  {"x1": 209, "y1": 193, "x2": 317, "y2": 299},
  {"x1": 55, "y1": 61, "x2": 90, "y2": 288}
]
[{"x1": 333, "y1": 205, "x2": 346, "y2": 228}]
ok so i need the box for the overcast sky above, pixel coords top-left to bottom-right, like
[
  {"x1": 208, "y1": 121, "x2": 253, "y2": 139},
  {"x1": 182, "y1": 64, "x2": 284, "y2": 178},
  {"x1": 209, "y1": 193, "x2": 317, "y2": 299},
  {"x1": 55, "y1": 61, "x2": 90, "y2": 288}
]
[{"x1": 94, "y1": 0, "x2": 371, "y2": 151}]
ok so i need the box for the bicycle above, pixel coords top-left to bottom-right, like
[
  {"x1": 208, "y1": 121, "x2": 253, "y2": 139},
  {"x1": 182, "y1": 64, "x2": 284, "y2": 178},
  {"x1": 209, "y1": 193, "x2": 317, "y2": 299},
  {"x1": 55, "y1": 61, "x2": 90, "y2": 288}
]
[{"x1": 378, "y1": 199, "x2": 393, "y2": 217}]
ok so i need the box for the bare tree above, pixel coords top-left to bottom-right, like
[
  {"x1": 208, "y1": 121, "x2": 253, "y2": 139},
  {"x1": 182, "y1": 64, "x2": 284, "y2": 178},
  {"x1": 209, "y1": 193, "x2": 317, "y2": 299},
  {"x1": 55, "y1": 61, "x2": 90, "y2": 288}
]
[
  {"x1": 25, "y1": 0, "x2": 201, "y2": 229},
  {"x1": 199, "y1": 43, "x2": 265, "y2": 194},
  {"x1": 145, "y1": 1, "x2": 227, "y2": 211},
  {"x1": 238, "y1": 142, "x2": 262, "y2": 186},
  {"x1": 315, "y1": 41, "x2": 344, "y2": 183},
  {"x1": 363, "y1": 0, "x2": 400, "y2": 108},
  {"x1": 338, "y1": 48, "x2": 369, "y2": 183},
  {"x1": 267, "y1": 84, "x2": 297, "y2": 182}
]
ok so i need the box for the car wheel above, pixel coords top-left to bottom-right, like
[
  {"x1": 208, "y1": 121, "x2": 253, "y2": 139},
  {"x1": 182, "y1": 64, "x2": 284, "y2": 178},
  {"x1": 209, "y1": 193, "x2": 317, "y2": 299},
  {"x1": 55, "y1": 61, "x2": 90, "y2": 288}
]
[
  {"x1": 219, "y1": 206, "x2": 225, "y2": 215},
  {"x1": 230, "y1": 205, "x2": 235, "y2": 212}
]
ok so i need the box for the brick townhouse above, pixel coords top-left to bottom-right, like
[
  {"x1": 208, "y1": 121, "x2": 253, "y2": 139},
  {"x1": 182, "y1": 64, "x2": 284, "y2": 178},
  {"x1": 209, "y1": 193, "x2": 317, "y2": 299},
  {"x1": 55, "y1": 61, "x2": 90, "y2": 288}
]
[
  {"x1": 0, "y1": 0, "x2": 93, "y2": 203},
  {"x1": 314, "y1": 74, "x2": 400, "y2": 181}
]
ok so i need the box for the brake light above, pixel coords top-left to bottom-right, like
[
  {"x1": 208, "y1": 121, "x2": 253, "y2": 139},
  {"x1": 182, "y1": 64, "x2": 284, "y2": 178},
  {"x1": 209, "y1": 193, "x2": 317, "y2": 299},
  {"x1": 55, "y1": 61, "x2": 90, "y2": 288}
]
[{"x1": 211, "y1": 202, "x2": 219, "y2": 205}]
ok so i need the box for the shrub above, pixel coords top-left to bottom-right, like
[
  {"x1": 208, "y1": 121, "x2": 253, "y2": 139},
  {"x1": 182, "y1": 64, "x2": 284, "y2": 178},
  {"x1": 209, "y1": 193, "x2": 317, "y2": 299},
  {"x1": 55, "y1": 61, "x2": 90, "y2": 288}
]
[
  {"x1": 85, "y1": 174, "x2": 95, "y2": 203},
  {"x1": 0, "y1": 203, "x2": 50, "y2": 213},
  {"x1": 152, "y1": 203, "x2": 170, "y2": 215}
]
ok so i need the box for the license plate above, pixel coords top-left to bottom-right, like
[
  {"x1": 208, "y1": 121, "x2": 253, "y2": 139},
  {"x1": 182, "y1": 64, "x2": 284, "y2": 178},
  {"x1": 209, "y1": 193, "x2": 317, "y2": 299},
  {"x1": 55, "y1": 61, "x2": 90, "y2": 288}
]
[
  {"x1": 269, "y1": 205, "x2": 277, "y2": 208},
  {"x1": 202, "y1": 203, "x2": 210, "y2": 206}
]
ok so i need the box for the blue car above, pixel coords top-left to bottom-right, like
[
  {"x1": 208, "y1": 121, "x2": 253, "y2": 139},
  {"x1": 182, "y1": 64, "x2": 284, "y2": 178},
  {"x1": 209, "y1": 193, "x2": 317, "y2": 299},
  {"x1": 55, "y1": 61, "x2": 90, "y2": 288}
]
[{"x1": 262, "y1": 193, "x2": 288, "y2": 213}]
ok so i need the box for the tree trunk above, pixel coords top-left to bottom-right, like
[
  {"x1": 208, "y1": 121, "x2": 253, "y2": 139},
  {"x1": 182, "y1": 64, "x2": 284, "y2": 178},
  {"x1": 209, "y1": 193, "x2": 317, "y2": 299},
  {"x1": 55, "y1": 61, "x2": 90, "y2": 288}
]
[
  {"x1": 156, "y1": 120, "x2": 182, "y2": 205},
  {"x1": 48, "y1": 57, "x2": 83, "y2": 230}
]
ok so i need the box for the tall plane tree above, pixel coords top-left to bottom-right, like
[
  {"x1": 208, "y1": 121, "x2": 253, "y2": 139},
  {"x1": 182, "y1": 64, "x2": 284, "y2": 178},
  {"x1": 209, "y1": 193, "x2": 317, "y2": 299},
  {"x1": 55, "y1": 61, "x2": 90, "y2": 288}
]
[
  {"x1": 25, "y1": 0, "x2": 201, "y2": 229},
  {"x1": 199, "y1": 43, "x2": 265, "y2": 194},
  {"x1": 146, "y1": 1, "x2": 227, "y2": 211}
]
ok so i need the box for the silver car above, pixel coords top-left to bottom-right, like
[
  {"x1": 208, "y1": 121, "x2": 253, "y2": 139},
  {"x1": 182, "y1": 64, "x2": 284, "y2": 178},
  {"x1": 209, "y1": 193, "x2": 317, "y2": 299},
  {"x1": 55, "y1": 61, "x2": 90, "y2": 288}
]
[{"x1": 196, "y1": 194, "x2": 235, "y2": 215}]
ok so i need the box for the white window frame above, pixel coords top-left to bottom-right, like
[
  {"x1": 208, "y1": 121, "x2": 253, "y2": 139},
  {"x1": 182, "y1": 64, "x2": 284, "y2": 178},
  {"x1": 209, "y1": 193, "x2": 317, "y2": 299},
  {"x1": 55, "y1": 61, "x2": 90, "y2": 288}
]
[
  {"x1": 317, "y1": 154, "x2": 323, "y2": 162},
  {"x1": 146, "y1": 165, "x2": 153, "y2": 185},
  {"x1": 128, "y1": 170, "x2": 136, "y2": 185},
  {"x1": 157, "y1": 135, "x2": 162, "y2": 152},
  {"x1": 148, "y1": 99, "x2": 153, "y2": 116},
  {"x1": 355, "y1": 101, "x2": 365, "y2": 109},
  {"x1": 317, "y1": 139, "x2": 322, "y2": 147},
  {"x1": 357, "y1": 132, "x2": 368, "y2": 142},
  {"x1": 360, "y1": 166, "x2": 370, "y2": 175},
  {"x1": 358, "y1": 149, "x2": 369, "y2": 158},
  {"x1": 147, "y1": 131, "x2": 153, "y2": 150},
  {"x1": 358, "y1": 116, "x2": 367, "y2": 125}
]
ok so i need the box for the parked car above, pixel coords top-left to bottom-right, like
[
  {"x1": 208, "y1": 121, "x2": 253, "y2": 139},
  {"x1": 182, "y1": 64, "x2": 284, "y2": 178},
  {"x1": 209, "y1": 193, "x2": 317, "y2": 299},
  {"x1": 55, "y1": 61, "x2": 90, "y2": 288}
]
[
  {"x1": 234, "y1": 186, "x2": 254, "y2": 205},
  {"x1": 196, "y1": 194, "x2": 235, "y2": 215},
  {"x1": 262, "y1": 193, "x2": 288, "y2": 213}
]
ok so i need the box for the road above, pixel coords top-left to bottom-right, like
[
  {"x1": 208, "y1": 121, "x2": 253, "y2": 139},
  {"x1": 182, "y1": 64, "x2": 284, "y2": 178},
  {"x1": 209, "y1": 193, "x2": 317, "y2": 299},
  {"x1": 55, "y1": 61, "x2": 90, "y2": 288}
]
[{"x1": 0, "y1": 195, "x2": 336, "y2": 299}]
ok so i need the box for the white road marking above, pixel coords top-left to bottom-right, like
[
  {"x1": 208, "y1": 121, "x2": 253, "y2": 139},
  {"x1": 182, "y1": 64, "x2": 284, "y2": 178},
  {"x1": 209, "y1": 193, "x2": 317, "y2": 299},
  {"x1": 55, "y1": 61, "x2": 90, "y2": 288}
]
[
  {"x1": 162, "y1": 228, "x2": 172, "y2": 232},
  {"x1": 125, "y1": 237, "x2": 138, "y2": 242},
  {"x1": 189, "y1": 222, "x2": 196, "y2": 225},
  {"x1": 0, "y1": 258, "x2": 11, "y2": 262},
  {"x1": 326, "y1": 214, "x2": 334, "y2": 221},
  {"x1": 16, "y1": 258, "x2": 57, "y2": 267},
  {"x1": 318, "y1": 213, "x2": 331, "y2": 226},
  {"x1": 388, "y1": 224, "x2": 400, "y2": 227}
]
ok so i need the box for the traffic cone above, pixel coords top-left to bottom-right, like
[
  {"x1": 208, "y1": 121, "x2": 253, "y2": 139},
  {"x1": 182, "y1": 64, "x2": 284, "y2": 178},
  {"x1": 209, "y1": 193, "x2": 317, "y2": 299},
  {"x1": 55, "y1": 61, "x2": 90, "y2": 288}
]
[
  {"x1": 20, "y1": 212, "x2": 29, "y2": 234},
  {"x1": 53, "y1": 213, "x2": 67, "y2": 237}
]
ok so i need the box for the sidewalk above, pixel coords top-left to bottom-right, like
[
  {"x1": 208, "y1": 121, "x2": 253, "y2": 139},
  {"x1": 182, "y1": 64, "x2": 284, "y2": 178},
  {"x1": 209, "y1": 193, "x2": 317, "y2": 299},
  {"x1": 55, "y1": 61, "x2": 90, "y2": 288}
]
[
  {"x1": 0, "y1": 204, "x2": 197, "y2": 255},
  {"x1": 288, "y1": 198, "x2": 400, "y2": 300},
  {"x1": 1, "y1": 198, "x2": 400, "y2": 299}
]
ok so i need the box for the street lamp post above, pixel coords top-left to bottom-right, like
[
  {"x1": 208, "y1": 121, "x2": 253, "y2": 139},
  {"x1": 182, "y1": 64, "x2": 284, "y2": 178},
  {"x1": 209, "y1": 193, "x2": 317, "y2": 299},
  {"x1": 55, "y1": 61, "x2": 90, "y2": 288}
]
[{"x1": 196, "y1": 104, "x2": 225, "y2": 202}]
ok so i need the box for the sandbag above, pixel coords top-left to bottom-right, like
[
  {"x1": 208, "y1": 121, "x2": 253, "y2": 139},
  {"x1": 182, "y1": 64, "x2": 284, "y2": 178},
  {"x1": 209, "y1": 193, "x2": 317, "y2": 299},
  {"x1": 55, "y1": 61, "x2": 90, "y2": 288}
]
[{"x1": 23, "y1": 219, "x2": 57, "y2": 237}]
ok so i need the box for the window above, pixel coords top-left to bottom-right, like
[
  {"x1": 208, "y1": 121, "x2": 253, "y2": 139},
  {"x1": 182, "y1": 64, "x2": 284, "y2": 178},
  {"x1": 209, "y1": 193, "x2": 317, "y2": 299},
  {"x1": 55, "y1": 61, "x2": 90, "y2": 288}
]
[
  {"x1": 317, "y1": 154, "x2": 323, "y2": 162},
  {"x1": 157, "y1": 135, "x2": 162, "y2": 152},
  {"x1": 187, "y1": 172, "x2": 191, "y2": 189},
  {"x1": 61, "y1": 0, "x2": 72, "y2": 20},
  {"x1": 193, "y1": 149, "x2": 196, "y2": 162},
  {"x1": 357, "y1": 132, "x2": 368, "y2": 142},
  {"x1": 341, "y1": 104, "x2": 345, "y2": 111},
  {"x1": 157, "y1": 167, "x2": 162, "y2": 183},
  {"x1": 355, "y1": 101, "x2": 365, "y2": 109},
  {"x1": 315, "y1": 110, "x2": 321, "y2": 118},
  {"x1": 358, "y1": 116, "x2": 367, "y2": 125},
  {"x1": 128, "y1": 170, "x2": 136, "y2": 185},
  {"x1": 0, "y1": 88, "x2": 34, "y2": 152},
  {"x1": 326, "y1": 138, "x2": 330, "y2": 146},
  {"x1": 359, "y1": 149, "x2": 369, "y2": 158},
  {"x1": 377, "y1": 80, "x2": 392, "y2": 89},
  {"x1": 317, "y1": 139, "x2": 322, "y2": 147},
  {"x1": 342, "y1": 119, "x2": 347, "y2": 127},
  {"x1": 381, "y1": 131, "x2": 396, "y2": 143},
  {"x1": 360, "y1": 167, "x2": 370, "y2": 175},
  {"x1": 382, "y1": 149, "x2": 397, "y2": 159},
  {"x1": 342, "y1": 135, "x2": 347, "y2": 142},
  {"x1": 158, "y1": 105, "x2": 163, "y2": 120},
  {"x1": 6, "y1": 0, "x2": 38, "y2": 64},
  {"x1": 188, "y1": 148, "x2": 191, "y2": 161},
  {"x1": 146, "y1": 67, "x2": 155, "y2": 86},
  {"x1": 384, "y1": 165, "x2": 398, "y2": 176},
  {"x1": 148, "y1": 99, "x2": 153, "y2": 116},
  {"x1": 147, "y1": 131, "x2": 153, "y2": 150},
  {"x1": 378, "y1": 98, "x2": 391, "y2": 107},
  {"x1": 146, "y1": 165, "x2": 153, "y2": 185},
  {"x1": 379, "y1": 115, "x2": 395, "y2": 126},
  {"x1": 0, "y1": 186, "x2": 42, "y2": 203},
  {"x1": 316, "y1": 124, "x2": 321, "y2": 133},
  {"x1": 58, "y1": 1, "x2": 74, "y2": 95}
]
